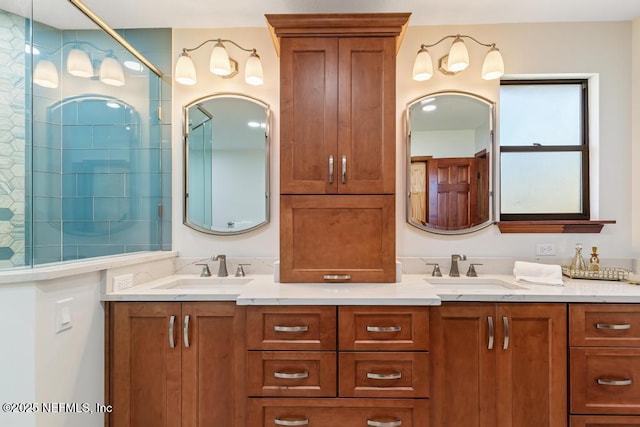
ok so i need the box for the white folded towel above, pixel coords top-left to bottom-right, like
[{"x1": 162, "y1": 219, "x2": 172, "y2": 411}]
[{"x1": 513, "y1": 261, "x2": 564, "y2": 286}]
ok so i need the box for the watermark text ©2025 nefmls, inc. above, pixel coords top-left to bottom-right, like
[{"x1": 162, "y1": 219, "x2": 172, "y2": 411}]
[{"x1": 2, "y1": 402, "x2": 113, "y2": 414}]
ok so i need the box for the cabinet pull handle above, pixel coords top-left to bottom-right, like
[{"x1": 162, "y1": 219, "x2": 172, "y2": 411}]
[
  {"x1": 183, "y1": 314, "x2": 190, "y2": 348},
  {"x1": 323, "y1": 274, "x2": 351, "y2": 281},
  {"x1": 597, "y1": 378, "x2": 633, "y2": 386},
  {"x1": 168, "y1": 315, "x2": 176, "y2": 349},
  {"x1": 596, "y1": 323, "x2": 631, "y2": 330},
  {"x1": 274, "y1": 325, "x2": 309, "y2": 333},
  {"x1": 487, "y1": 316, "x2": 494, "y2": 350},
  {"x1": 274, "y1": 371, "x2": 309, "y2": 379},
  {"x1": 329, "y1": 155, "x2": 334, "y2": 183},
  {"x1": 274, "y1": 418, "x2": 309, "y2": 426},
  {"x1": 367, "y1": 326, "x2": 402, "y2": 333},
  {"x1": 367, "y1": 372, "x2": 402, "y2": 380},
  {"x1": 367, "y1": 420, "x2": 402, "y2": 427},
  {"x1": 502, "y1": 316, "x2": 510, "y2": 350},
  {"x1": 341, "y1": 155, "x2": 347, "y2": 183}
]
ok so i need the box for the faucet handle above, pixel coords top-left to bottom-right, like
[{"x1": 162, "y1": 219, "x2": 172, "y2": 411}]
[
  {"x1": 467, "y1": 263, "x2": 483, "y2": 277},
  {"x1": 235, "y1": 264, "x2": 251, "y2": 277},
  {"x1": 425, "y1": 263, "x2": 443, "y2": 277},
  {"x1": 195, "y1": 263, "x2": 211, "y2": 277}
]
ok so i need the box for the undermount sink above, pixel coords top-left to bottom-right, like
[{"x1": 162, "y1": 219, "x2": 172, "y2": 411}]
[
  {"x1": 153, "y1": 276, "x2": 253, "y2": 291},
  {"x1": 425, "y1": 277, "x2": 526, "y2": 290}
]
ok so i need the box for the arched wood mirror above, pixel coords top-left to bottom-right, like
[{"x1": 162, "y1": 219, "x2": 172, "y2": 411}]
[
  {"x1": 406, "y1": 92, "x2": 495, "y2": 234},
  {"x1": 183, "y1": 94, "x2": 270, "y2": 235}
]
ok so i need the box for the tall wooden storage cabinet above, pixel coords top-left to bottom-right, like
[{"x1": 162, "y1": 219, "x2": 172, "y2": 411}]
[{"x1": 268, "y1": 13, "x2": 410, "y2": 283}]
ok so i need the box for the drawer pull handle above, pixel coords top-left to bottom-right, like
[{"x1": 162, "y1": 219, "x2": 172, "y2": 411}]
[
  {"x1": 367, "y1": 326, "x2": 402, "y2": 333},
  {"x1": 597, "y1": 378, "x2": 633, "y2": 386},
  {"x1": 274, "y1": 325, "x2": 309, "y2": 333},
  {"x1": 367, "y1": 420, "x2": 402, "y2": 427},
  {"x1": 596, "y1": 323, "x2": 631, "y2": 330},
  {"x1": 274, "y1": 371, "x2": 309, "y2": 379},
  {"x1": 323, "y1": 274, "x2": 352, "y2": 281},
  {"x1": 274, "y1": 418, "x2": 309, "y2": 426},
  {"x1": 367, "y1": 372, "x2": 402, "y2": 380}
]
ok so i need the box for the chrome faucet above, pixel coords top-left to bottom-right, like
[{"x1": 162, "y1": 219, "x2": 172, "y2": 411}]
[
  {"x1": 449, "y1": 254, "x2": 467, "y2": 277},
  {"x1": 213, "y1": 254, "x2": 228, "y2": 277}
]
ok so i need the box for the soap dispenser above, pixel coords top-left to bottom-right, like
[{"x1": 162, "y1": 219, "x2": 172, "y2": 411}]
[{"x1": 570, "y1": 244, "x2": 587, "y2": 272}]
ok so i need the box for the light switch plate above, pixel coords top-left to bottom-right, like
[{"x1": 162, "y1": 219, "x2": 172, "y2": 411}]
[{"x1": 55, "y1": 298, "x2": 73, "y2": 333}]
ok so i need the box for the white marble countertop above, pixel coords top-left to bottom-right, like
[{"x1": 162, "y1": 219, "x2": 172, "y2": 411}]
[{"x1": 103, "y1": 273, "x2": 640, "y2": 304}]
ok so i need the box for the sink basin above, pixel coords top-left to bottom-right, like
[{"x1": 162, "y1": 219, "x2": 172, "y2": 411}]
[
  {"x1": 153, "y1": 276, "x2": 253, "y2": 290},
  {"x1": 425, "y1": 277, "x2": 526, "y2": 290}
]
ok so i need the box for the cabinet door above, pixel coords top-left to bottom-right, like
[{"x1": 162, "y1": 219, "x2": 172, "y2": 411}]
[
  {"x1": 430, "y1": 303, "x2": 497, "y2": 427},
  {"x1": 280, "y1": 37, "x2": 338, "y2": 195},
  {"x1": 111, "y1": 303, "x2": 181, "y2": 427},
  {"x1": 338, "y1": 37, "x2": 395, "y2": 195},
  {"x1": 181, "y1": 302, "x2": 245, "y2": 427},
  {"x1": 280, "y1": 194, "x2": 395, "y2": 282},
  {"x1": 496, "y1": 304, "x2": 567, "y2": 427}
]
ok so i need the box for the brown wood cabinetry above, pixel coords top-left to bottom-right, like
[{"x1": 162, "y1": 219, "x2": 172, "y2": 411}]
[
  {"x1": 269, "y1": 13, "x2": 409, "y2": 283},
  {"x1": 108, "y1": 302, "x2": 245, "y2": 427},
  {"x1": 570, "y1": 304, "x2": 640, "y2": 424},
  {"x1": 430, "y1": 303, "x2": 567, "y2": 427},
  {"x1": 246, "y1": 305, "x2": 430, "y2": 426}
]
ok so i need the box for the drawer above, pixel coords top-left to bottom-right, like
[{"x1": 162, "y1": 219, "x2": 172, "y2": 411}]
[
  {"x1": 338, "y1": 306, "x2": 429, "y2": 351},
  {"x1": 246, "y1": 306, "x2": 336, "y2": 350},
  {"x1": 570, "y1": 304, "x2": 640, "y2": 347},
  {"x1": 339, "y1": 352, "x2": 429, "y2": 398},
  {"x1": 247, "y1": 351, "x2": 337, "y2": 397},
  {"x1": 248, "y1": 398, "x2": 429, "y2": 427},
  {"x1": 571, "y1": 415, "x2": 640, "y2": 426},
  {"x1": 570, "y1": 348, "x2": 640, "y2": 414}
]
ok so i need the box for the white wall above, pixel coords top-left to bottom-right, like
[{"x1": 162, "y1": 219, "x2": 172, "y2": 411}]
[
  {"x1": 172, "y1": 21, "x2": 635, "y2": 261},
  {"x1": 0, "y1": 275, "x2": 104, "y2": 427}
]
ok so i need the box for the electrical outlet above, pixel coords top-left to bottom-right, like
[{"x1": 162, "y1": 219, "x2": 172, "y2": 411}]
[
  {"x1": 535, "y1": 243, "x2": 556, "y2": 256},
  {"x1": 113, "y1": 273, "x2": 134, "y2": 291}
]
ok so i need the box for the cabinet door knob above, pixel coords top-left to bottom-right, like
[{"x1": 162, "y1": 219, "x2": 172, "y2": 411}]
[
  {"x1": 367, "y1": 420, "x2": 402, "y2": 427},
  {"x1": 596, "y1": 323, "x2": 631, "y2": 330},
  {"x1": 274, "y1": 418, "x2": 309, "y2": 426},
  {"x1": 597, "y1": 378, "x2": 633, "y2": 386}
]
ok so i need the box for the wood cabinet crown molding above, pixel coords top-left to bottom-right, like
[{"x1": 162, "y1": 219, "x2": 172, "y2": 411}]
[{"x1": 265, "y1": 13, "x2": 411, "y2": 56}]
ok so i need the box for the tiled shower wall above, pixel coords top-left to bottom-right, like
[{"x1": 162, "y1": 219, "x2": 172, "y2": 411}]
[{"x1": 0, "y1": 10, "x2": 26, "y2": 268}]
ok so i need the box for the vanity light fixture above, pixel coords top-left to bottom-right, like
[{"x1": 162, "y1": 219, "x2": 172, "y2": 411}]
[
  {"x1": 175, "y1": 38, "x2": 263, "y2": 86},
  {"x1": 32, "y1": 41, "x2": 127, "y2": 88},
  {"x1": 412, "y1": 34, "x2": 504, "y2": 81}
]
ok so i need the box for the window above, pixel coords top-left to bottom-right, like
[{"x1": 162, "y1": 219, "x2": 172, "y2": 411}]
[{"x1": 499, "y1": 79, "x2": 589, "y2": 220}]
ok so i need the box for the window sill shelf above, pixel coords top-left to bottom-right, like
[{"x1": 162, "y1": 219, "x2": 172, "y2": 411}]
[{"x1": 497, "y1": 220, "x2": 616, "y2": 234}]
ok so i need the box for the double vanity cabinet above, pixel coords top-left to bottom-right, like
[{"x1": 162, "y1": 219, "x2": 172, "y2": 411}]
[{"x1": 106, "y1": 299, "x2": 640, "y2": 427}]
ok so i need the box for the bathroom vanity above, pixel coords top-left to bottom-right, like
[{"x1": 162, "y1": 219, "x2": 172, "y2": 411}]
[{"x1": 104, "y1": 270, "x2": 640, "y2": 427}]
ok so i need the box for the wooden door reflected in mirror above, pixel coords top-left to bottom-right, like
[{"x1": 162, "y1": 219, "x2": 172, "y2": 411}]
[{"x1": 407, "y1": 92, "x2": 495, "y2": 234}]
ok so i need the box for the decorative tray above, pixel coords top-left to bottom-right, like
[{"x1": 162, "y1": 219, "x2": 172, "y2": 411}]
[{"x1": 562, "y1": 266, "x2": 629, "y2": 281}]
